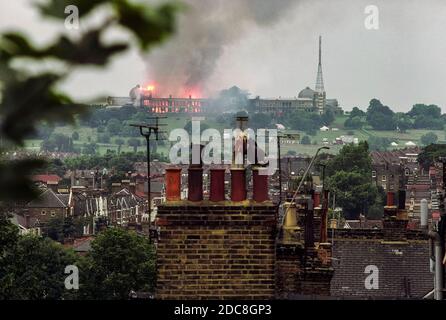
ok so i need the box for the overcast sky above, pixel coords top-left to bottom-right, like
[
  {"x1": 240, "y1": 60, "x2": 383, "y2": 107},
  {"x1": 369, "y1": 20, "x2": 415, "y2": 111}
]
[{"x1": 1, "y1": 0, "x2": 446, "y2": 112}]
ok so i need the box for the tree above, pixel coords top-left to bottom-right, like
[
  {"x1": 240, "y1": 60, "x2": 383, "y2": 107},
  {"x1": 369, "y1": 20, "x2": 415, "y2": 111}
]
[
  {"x1": 0, "y1": 0, "x2": 181, "y2": 202},
  {"x1": 128, "y1": 138, "x2": 141, "y2": 153},
  {"x1": 44, "y1": 216, "x2": 80, "y2": 243},
  {"x1": 326, "y1": 142, "x2": 383, "y2": 219},
  {"x1": 301, "y1": 135, "x2": 311, "y2": 145},
  {"x1": 41, "y1": 133, "x2": 74, "y2": 152},
  {"x1": 82, "y1": 143, "x2": 97, "y2": 155},
  {"x1": 71, "y1": 131, "x2": 80, "y2": 141},
  {"x1": 114, "y1": 138, "x2": 125, "y2": 154},
  {"x1": 107, "y1": 119, "x2": 122, "y2": 136},
  {"x1": 326, "y1": 141, "x2": 371, "y2": 175},
  {"x1": 350, "y1": 107, "x2": 366, "y2": 118},
  {"x1": 0, "y1": 233, "x2": 79, "y2": 300},
  {"x1": 420, "y1": 132, "x2": 438, "y2": 146},
  {"x1": 366, "y1": 99, "x2": 396, "y2": 130},
  {"x1": 407, "y1": 104, "x2": 441, "y2": 118},
  {"x1": 418, "y1": 144, "x2": 446, "y2": 169},
  {"x1": 321, "y1": 109, "x2": 335, "y2": 125},
  {"x1": 368, "y1": 136, "x2": 391, "y2": 151},
  {"x1": 395, "y1": 113, "x2": 412, "y2": 132},
  {"x1": 413, "y1": 115, "x2": 444, "y2": 130},
  {"x1": 344, "y1": 116, "x2": 363, "y2": 129},
  {"x1": 82, "y1": 228, "x2": 156, "y2": 299},
  {"x1": 97, "y1": 133, "x2": 111, "y2": 144}
]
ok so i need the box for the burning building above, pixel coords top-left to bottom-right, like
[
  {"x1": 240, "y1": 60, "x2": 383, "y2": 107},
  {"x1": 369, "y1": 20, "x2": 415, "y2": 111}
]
[{"x1": 107, "y1": 85, "x2": 211, "y2": 114}]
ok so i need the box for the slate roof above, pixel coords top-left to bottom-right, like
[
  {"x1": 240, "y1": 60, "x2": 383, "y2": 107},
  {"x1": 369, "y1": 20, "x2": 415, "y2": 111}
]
[
  {"x1": 26, "y1": 189, "x2": 68, "y2": 208},
  {"x1": 330, "y1": 229, "x2": 432, "y2": 299}
]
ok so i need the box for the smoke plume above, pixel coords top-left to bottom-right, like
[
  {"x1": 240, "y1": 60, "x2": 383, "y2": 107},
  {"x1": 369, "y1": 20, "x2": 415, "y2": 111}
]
[{"x1": 146, "y1": 0, "x2": 298, "y2": 97}]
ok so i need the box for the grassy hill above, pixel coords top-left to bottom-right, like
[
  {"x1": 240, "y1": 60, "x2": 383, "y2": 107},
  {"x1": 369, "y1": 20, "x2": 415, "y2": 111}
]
[{"x1": 24, "y1": 113, "x2": 445, "y2": 157}]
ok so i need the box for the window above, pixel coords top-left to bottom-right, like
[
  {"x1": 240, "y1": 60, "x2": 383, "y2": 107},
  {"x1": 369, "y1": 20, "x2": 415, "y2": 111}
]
[
  {"x1": 405, "y1": 168, "x2": 410, "y2": 176},
  {"x1": 51, "y1": 211, "x2": 56, "y2": 217},
  {"x1": 41, "y1": 210, "x2": 46, "y2": 215},
  {"x1": 382, "y1": 175, "x2": 387, "y2": 181},
  {"x1": 372, "y1": 171, "x2": 376, "y2": 178}
]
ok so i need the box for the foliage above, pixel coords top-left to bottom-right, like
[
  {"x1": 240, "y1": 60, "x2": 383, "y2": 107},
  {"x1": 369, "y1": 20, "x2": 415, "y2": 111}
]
[
  {"x1": 365, "y1": 99, "x2": 396, "y2": 130},
  {"x1": 394, "y1": 112, "x2": 412, "y2": 132},
  {"x1": 413, "y1": 115, "x2": 444, "y2": 130},
  {"x1": 80, "y1": 227, "x2": 156, "y2": 299},
  {"x1": 82, "y1": 143, "x2": 97, "y2": 155},
  {"x1": 350, "y1": 107, "x2": 366, "y2": 118},
  {"x1": 0, "y1": 0, "x2": 181, "y2": 201},
  {"x1": 367, "y1": 136, "x2": 391, "y2": 151},
  {"x1": 71, "y1": 131, "x2": 80, "y2": 141},
  {"x1": 301, "y1": 135, "x2": 311, "y2": 145},
  {"x1": 106, "y1": 119, "x2": 122, "y2": 136},
  {"x1": 321, "y1": 109, "x2": 335, "y2": 125},
  {"x1": 344, "y1": 116, "x2": 363, "y2": 129},
  {"x1": 420, "y1": 132, "x2": 439, "y2": 146},
  {"x1": 44, "y1": 216, "x2": 81, "y2": 243},
  {"x1": 326, "y1": 142, "x2": 383, "y2": 219},
  {"x1": 407, "y1": 104, "x2": 442, "y2": 118},
  {"x1": 41, "y1": 133, "x2": 74, "y2": 152},
  {"x1": 418, "y1": 144, "x2": 446, "y2": 169},
  {"x1": 127, "y1": 138, "x2": 141, "y2": 152},
  {"x1": 0, "y1": 232, "x2": 79, "y2": 300},
  {"x1": 282, "y1": 111, "x2": 323, "y2": 136}
]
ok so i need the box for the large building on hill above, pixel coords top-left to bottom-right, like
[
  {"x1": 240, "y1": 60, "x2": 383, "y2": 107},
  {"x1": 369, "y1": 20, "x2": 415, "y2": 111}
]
[{"x1": 249, "y1": 36, "x2": 342, "y2": 115}]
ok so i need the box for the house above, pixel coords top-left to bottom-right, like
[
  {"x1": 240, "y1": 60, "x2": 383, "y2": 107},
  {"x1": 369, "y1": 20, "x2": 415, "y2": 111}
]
[
  {"x1": 31, "y1": 174, "x2": 62, "y2": 191},
  {"x1": 19, "y1": 188, "x2": 69, "y2": 229}
]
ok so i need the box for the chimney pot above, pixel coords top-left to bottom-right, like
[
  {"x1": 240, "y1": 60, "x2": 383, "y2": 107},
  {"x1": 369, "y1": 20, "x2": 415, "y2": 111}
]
[
  {"x1": 386, "y1": 191, "x2": 395, "y2": 207},
  {"x1": 313, "y1": 192, "x2": 321, "y2": 208},
  {"x1": 187, "y1": 167, "x2": 203, "y2": 202},
  {"x1": 165, "y1": 168, "x2": 182, "y2": 201},
  {"x1": 230, "y1": 168, "x2": 246, "y2": 201},
  {"x1": 210, "y1": 168, "x2": 226, "y2": 202},
  {"x1": 398, "y1": 190, "x2": 406, "y2": 210},
  {"x1": 252, "y1": 167, "x2": 269, "y2": 202}
]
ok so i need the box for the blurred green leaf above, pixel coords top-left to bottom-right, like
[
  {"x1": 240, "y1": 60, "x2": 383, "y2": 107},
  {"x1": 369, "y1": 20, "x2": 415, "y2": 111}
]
[
  {"x1": 0, "y1": 157, "x2": 46, "y2": 201},
  {"x1": 1, "y1": 73, "x2": 86, "y2": 144},
  {"x1": 36, "y1": 0, "x2": 108, "y2": 19},
  {"x1": 1, "y1": 29, "x2": 128, "y2": 66}
]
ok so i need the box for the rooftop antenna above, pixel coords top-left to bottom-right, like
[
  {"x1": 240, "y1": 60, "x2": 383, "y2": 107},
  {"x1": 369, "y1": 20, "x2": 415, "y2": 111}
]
[{"x1": 130, "y1": 117, "x2": 167, "y2": 242}]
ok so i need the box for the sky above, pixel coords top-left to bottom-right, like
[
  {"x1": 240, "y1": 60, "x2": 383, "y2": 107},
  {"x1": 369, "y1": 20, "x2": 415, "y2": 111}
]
[{"x1": 1, "y1": 0, "x2": 446, "y2": 112}]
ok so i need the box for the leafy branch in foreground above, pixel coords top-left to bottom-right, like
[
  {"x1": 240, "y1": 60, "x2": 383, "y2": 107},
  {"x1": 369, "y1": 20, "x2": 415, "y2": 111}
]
[{"x1": 0, "y1": 0, "x2": 182, "y2": 201}]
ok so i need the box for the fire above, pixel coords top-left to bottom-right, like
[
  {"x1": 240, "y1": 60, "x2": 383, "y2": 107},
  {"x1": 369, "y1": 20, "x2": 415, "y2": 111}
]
[
  {"x1": 185, "y1": 86, "x2": 201, "y2": 99},
  {"x1": 146, "y1": 85, "x2": 155, "y2": 92}
]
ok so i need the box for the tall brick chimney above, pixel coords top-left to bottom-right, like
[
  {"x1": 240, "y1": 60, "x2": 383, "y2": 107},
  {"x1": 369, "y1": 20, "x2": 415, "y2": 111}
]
[
  {"x1": 383, "y1": 191, "x2": 408, "y2": 241},
  {"x1": 156, "y1": 115, "x2": 277, "y2": 299}
]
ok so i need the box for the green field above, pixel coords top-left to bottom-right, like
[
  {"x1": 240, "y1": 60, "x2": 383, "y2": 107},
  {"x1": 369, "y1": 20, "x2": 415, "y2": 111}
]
[{"x1": 25, "y1": 114, "x2": 446, "y2": 157}]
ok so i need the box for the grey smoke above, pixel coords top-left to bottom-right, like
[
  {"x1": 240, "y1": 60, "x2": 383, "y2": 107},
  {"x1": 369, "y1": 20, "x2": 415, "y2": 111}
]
[{"x1": 146, "y1": 0, "x2": 299, "y2": 97}]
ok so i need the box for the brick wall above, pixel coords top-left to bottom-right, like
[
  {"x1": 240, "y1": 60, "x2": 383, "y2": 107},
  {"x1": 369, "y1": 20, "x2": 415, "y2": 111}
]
[
  {"x1": 276, "y1": 244, "x2": 333, "y2": 299},
  {"x1": 156, "y1": 202, "x2": 277, "y2": 300}
]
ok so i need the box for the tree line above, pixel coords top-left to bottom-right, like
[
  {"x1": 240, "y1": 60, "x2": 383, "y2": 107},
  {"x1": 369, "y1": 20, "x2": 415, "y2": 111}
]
[
  {"x1": 345, "y1": 99, "x2": 445, "y2": 132},
  {"x1": 0, "y1": 215, "x2": 155, "y2": 300}
]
